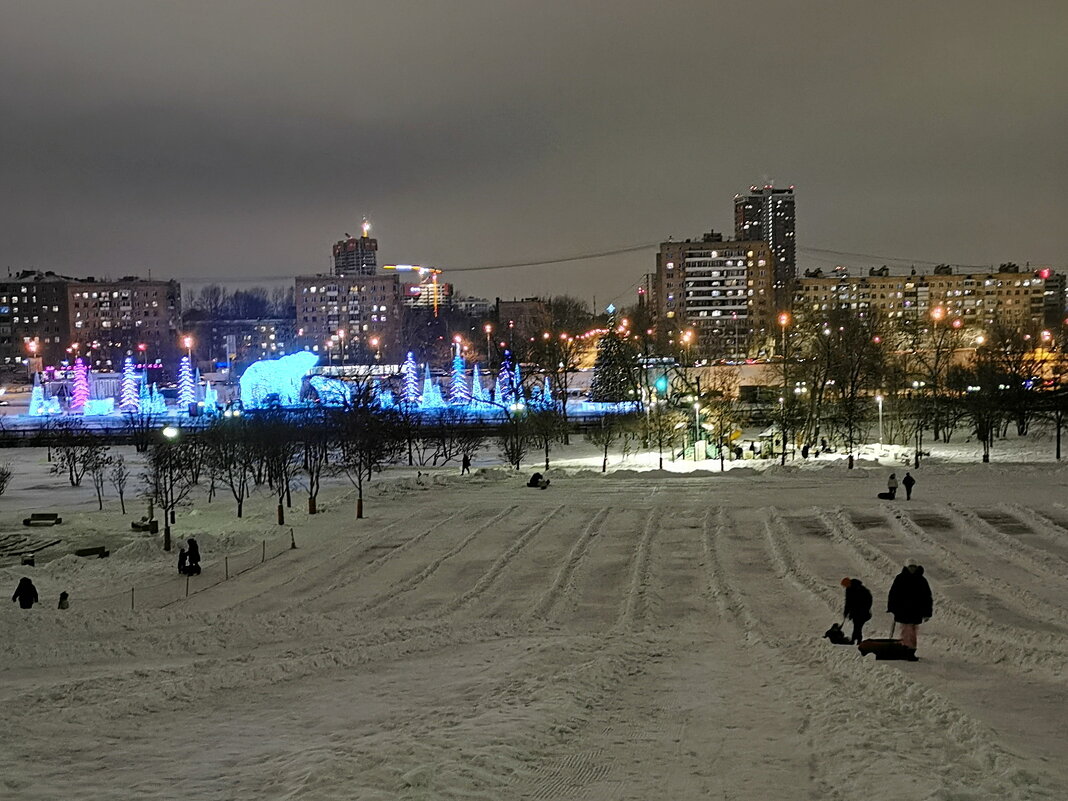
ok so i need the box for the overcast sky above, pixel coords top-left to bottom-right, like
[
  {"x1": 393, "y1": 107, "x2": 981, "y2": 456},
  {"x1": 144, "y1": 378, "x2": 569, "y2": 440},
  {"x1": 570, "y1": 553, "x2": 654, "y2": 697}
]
[{"x1": 1, "y1": 1, "x2": 1065, "y2": 307}]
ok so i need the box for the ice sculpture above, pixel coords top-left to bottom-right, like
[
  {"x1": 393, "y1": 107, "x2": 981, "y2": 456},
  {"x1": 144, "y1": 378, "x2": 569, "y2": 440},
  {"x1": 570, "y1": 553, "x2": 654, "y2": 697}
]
[{"x1": 239, "y1": 351, "x2": 320, "y2": 408}]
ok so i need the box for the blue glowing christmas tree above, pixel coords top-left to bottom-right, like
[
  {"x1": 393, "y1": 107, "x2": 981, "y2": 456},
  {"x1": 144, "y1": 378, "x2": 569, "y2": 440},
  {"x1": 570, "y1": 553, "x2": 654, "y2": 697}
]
[
  {"x1": 471, "y1": 364, "x2": 487, "y2": 406},
  {"x1": 203, "y1": 380, "x2": 218, "y2": 412},
  {"x1": 402, "y1": 352, "x2": 420, "y2": 404},
  {"x1": 496, "y1": 352, "x2": 516, "y2": 405},
  {"x1": 177, "y1": 356, "x2": 196, "y2": 409},
  {"x1": 119, "y1": 356, "x2": 139, "y2": 412},
  {"x1": 421, "y1": 365, "x2": 446, "y2": 410},
  {"x1": 449, "y1": 353, "x2": 469, "y2": 405},
  {"x1": 149, "y1": 383, "x2": 168, "y2": 415}
]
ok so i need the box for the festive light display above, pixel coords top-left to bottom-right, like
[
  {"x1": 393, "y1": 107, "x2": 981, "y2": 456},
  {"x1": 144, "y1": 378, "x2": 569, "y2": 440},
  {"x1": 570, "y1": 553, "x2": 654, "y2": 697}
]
[
  {"x1": 71, "y1": 358, "x2": 89, "y2": 411},
  {"x1": 402, "y1": 351, "x2": 420, "y2": 404},
  {"x1": 420, "y1": 366, "x2": 447, "y2": 409},
  {"x1": 148, "y1": 384, "x2": 168, "y2": 416},
  {"x1": 471, "y1": 364, "x2": 488, "y2": 406},
  {"x1": 239, "y1": 351, "x2": 319, "y2": 408},
  {"x1": 84, "y1": 398, "x2": 115, "y2": 416},
  {"x1": 119, "y1": 357, "x2": 139, "y2": 412},
  {"x1": 177, "y1": 356, "x2": 196, "y2": 408},
  {"x1": 202, "y1": 381, "x2": 218, "y2": 411},
  {"x1": 496, "y1": 352, "x2": 515, "y2": 405},
  {"x1": 449, "y1": 353, "x2": 470, "y2": 404},
  {"x1": 308, "y1": 374, "x2": 351, "y2": 407}
]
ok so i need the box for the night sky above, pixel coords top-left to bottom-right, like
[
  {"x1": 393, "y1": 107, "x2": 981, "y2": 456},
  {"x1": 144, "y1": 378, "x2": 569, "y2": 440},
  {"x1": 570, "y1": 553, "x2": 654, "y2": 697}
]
[{"x1": 2, "y1": 2, "x2": 1065, "y2": 306}]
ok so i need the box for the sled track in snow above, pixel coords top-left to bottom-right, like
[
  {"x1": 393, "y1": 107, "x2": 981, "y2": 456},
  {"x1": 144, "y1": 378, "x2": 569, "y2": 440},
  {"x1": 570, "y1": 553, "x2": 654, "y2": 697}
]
[
  {"x1": 947, "y1": 503, "x2": 1068, "y2": 582},
  {"x1": 704, "y1": 507, "x2": 1058, "y2": 799},
  {"x1": 529, "y1": 507, "x2": 612, "y2": 623},
  {"x1": 616, "y1": 508, "x2": 657, "y2": 630},
  {"x1": 1003, "y1": 503, "x2": 1068, "y2": 562},
  {"x1": 436, "y1": 504, "x2": 568, "y2": 617},
  {"x1": 356, "y1": 504, "x2": 519, "y2": 616},
  {"x1": 891, "y1": 506, "x2": 1068, "y2": 630}
]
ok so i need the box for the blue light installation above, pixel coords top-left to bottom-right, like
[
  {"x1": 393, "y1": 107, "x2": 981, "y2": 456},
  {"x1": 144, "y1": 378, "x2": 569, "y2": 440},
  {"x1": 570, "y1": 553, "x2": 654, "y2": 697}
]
[
  {"x1": 449, "y1": 353, "x2": 470, "y2": 404},
  {"x1": 239, "y1": 351, "x2": 320, "y2": 408},
  {"x1": 471, "y1": 364, "x2": 488, "y2": 406},
  {"x1": 420, "y1": 365, "x2": 447, "y2": 410},
  {"x1": 308, "y1": 374, "x2": 351, "y2": 407}
]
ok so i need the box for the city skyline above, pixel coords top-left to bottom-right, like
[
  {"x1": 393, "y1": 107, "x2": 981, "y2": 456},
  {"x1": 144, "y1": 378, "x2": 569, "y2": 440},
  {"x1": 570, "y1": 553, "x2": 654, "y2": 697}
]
[{"x1": 1, "y1": 2, "x2": 1065, "y2": 304}]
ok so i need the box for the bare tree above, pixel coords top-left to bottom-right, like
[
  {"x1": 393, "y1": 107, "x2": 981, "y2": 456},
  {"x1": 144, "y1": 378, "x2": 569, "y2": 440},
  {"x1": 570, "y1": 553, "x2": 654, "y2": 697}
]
[
  {"x1": 123, "y1": 408, "x2": 159, "y2": 453},
  {"x1": 109, "y1": 456, "x2": 130, "y2": 515},
  {"x1": 86, "y1": 449, "x2": 113, "y2": 510},
  {"x1": 584, "y1": 413, "x2": 636, "y2": 473},
  {"x1": 0, "y1": 464, "x2": 11, "y2": 497},
  {"x1": 527, "y1": 407, "x2": 566, "y2": 470},
  {"x1": 205, "y1": 418, "x2": 256, "y2": 518},
  {"x1": 50, "y1": 420, "x2": 109, "y2": 487},
  {"x1": 141, "y1": 442, "x2": 196, "y2": 550},
  {"x1": 333, "y1": 391, "x2": 399, "y2": 519}
]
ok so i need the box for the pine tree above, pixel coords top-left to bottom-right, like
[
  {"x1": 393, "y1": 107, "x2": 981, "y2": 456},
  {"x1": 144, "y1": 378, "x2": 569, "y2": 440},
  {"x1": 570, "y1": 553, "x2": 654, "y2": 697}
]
[
  {"x1": 421, "y1": 365, "x2": 445, "y2": 409},
  {"x1": 471, "y1": 364, "x2": 487, "y2": 405},
  {"x1": 590, "y1": 321, "x2": 638, "y2": 403},
  {"x1": 450, "y1": 353, "x2": 470, "y2": 405},
  {"x1": 496, "y1": 351, "x2": 516, "y2": 405},
  {"x1": 402, "y1": 352, "x2": 420, "y2": 404},
  {"x1": 120, "y1": 356, "x2": 139, "y2": 411},
  {"x1": 71, "y1": 358, "x2": 90, "y2": 411},
  {"x1": 177, "y1": 356, "x2": 196, "y2": 408}
]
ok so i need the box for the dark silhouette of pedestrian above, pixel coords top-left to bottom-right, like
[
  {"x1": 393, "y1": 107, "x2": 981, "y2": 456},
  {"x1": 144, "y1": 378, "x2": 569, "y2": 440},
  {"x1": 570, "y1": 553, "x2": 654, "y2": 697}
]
[
  {"x1": 902, "y1": 472, "x2": 916, "y2": 500},
  {"x1": 461, "y1": 454, "x2": 471, "y2": 475},
  {"x1": 887, "y1": 473, "x2": 898, "y2": 500},
  {"x1": 887, "y1": 559, "x2": 932, "y2": 660},
  {"x1": 841, "y1": 577, "x2": 873, "y2": 644},
  {"x1": 186, "y1": 538, "x2": 201, "y2": 575},
  {"x1": 57, "y1": 591, "x2": 69, "y2": 610},
  {"x1": 527, "y1": 472, "x2": 550, "y2": 489},
  {"x1": 178, "y1": 547, "x2": 189, "y2": 575},
  {"x1": 820, "y1": 437, "x2": 828, "y2": 451},
  {"x1": 11, "y1": 577, "x2": 38, "y2": 609},
  {"x1": 801, "y1": 444, "x2": 810, "y2": 459}
]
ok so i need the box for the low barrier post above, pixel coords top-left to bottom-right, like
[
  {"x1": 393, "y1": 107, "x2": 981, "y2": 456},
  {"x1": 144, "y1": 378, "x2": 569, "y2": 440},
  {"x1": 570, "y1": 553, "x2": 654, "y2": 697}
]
[
  {"x1": 225, "y1": 556, "x2": 229, "y2": 580},
  {"x1": 185, "y1": 576, "x2": 190, "y2": 597},
  {"x1": 290, "y1": 528, "x2": 296, "y2": 550},
  {"x1": 130, "y1": 587, "x2": 134, "y2": 611},
  {"x1": 262, "y1": 540, "x2": 266, "y2": 563}
]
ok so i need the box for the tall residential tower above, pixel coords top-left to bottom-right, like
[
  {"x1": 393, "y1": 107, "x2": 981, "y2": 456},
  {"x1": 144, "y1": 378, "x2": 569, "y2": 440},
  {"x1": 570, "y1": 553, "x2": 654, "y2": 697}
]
[
  {"x1": 332, "y1": 219, "x2": 378, "y2": 277},
  {"x1": 734, "y1": 185, "x2": 795, "y2": 308}
]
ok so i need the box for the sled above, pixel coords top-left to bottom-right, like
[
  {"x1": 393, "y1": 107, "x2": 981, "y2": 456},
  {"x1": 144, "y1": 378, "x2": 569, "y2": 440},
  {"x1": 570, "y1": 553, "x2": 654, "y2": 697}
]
[
  {"x1": 856, "y1": 638, "x2": 917, "y2": 660},
  {"x1": 876, "y1": 492, "x2": 894, "y2": 500},
  {"x1": 822, "y1": 622, "x2": 852, "y2": 645}
]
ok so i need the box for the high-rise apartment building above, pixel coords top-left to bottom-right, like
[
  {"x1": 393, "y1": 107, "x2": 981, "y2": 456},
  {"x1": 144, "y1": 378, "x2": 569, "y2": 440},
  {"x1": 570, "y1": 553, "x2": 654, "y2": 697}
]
[
  {"x1": 734, "y1": 185, "x2": 795, "y2": 308},
  {"x1": 793, "y1": 265, "x2": 1053, "y2": 333},
  {"x1": 331, "y1": 219, "x2": 378, "y2": 277},
  {"x1": 652, "y1": 232, "x2": 776, "y2": 359},
  {"x1": 294, "y1": 273, "x2": 402, "y2": 361},
  {"x1": 0, "y1": 270, "x2": 181, "y2": 368}
]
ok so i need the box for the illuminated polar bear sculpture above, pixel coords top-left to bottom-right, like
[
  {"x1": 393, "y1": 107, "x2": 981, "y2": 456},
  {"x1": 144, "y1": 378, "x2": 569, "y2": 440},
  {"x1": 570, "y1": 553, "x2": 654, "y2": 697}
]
[{"x1": 239, "y1": 351, "x2": 320, "y2": 409}]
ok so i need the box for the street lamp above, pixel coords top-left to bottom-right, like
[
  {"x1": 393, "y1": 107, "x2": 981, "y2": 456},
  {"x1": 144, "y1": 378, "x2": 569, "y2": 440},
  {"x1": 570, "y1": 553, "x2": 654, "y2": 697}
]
[
  {"x1": 337, "y1": 329, "x2": 346, "y2": 365},
  {"x1": 876, "y1": 394, "x2": 884, "y2": 445},
  {"x1": 182, "y1": 336, "x2": 193, "y2": 359},
  {"x1": 162, "y1": 425, "x2": 179, "y2": 440},
  {"x1": 777, "y1": 312, "x2": 791, "y2": 358},
  {"x1": 693, "y1": 402, "x2": 701, "y2": 461},
  {"x1": 484, "y1": 324, "x2": 494, "y2": 369},
  {"x1": 370, "y1": 336, "x2": 380, "y2": 361}
]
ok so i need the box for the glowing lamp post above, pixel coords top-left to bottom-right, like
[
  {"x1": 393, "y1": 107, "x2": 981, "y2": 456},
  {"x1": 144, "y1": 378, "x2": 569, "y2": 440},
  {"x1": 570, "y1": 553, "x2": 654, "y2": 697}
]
[
  {"x1": 778, "y1": 312, "x2": 791, "y2": 358},
  {"x1": 182, "y1": 336, "x2": 193, "y2": 359},
  {"x1": 484, "y1": 324, "x2": 493, "y2": 369},
  {"x1": 370, "y1": 336, "x2": 380, "y2": 361}
]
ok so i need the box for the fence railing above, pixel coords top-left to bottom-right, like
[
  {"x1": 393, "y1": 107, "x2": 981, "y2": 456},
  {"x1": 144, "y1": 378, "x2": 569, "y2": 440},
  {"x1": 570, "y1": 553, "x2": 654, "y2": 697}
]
[{"x1": 79, "y1": 528, "x2": 297, "y2": 612}]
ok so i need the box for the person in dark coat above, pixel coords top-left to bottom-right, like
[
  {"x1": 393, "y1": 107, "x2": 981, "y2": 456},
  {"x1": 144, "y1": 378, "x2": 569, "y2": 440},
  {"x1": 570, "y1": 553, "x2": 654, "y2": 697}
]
[
  {"x1": 11, "y1": 577, "x2": 39, "y2": 609},
  {"x1": 841, "y1": 577, "x2": 873, "y2": 644},
  {"x1": 58, "y1": 591, "x2": 70, "y2": 610},
  {"x1": 902, "y1": 472, "x2": 916, "y2": 500},
  {"x1": 186, "y1": 538, "x2": 201, "y2": 575},
  {"x1": 461, "y1": 454, "x2": 471, "y2": 475},
  {"x1": 178, "y1": 547, "x2": 189, "y2": 576},
  {"x1": 887, "y1": 558, "x2": 932, "y2": 659},
  {"x1": 526, "y1": 472, "x2": 550, "y2": 489}
]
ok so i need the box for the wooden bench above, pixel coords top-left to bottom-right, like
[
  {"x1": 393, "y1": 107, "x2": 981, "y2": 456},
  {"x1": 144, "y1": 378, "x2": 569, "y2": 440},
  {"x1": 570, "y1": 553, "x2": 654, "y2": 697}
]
[
  {"x1": 74, "y1": 546, "x2": 109, "y2": 559},
  {"x1": 131, "y1": 519, "x2": 159, "y2": 534},
  {"x1": 23, "y1": 513, "x2": 62, "y2": 527}
]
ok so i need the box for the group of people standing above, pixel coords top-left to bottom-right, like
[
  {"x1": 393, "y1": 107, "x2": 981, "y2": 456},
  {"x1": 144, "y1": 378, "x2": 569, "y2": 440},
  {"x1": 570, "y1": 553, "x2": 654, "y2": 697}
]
[
  {"x1": 177, "y1": 538, "x2": 201, "y2": 576},
  {"x1": 841, "y1": 558, "x2": 933, "y2": 660},
  {"x1": 886, "y1": 471, "x2": 917, "y2": 500},
  {"x1": 10, "y1": 578, "x2": 68, "y2": 610}
]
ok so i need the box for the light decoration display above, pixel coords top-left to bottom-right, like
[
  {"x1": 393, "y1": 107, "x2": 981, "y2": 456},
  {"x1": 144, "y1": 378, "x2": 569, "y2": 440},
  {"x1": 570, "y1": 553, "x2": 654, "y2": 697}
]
[
  {"x1": 402, "y1": 351, "x2": 420, "y2": 404},
  {"x1": 119, "y1": 356, "x2": 140, "y2": 412},
  {"x1": 495, "y1": 352, "x2": 515, "y2": 405},
  {"x1": 420, "y1": 365, "x2": 447, "y2": 410},
  {"x1": 177, "y1": 356, "x2": 196, "y2": 408},
  {"x1": 308, "y1": 374, "x2": 351, "y2": 407},
  {"x1": 202, "y1": 381, "x2": 218, "y2": 411},
  {"x1": 470, "y1": 364, "x2": 488, "y2": 406},
  {"x1": 84, "y1": 398, "x2": 115, "y2": 416},
  {"x1": 70, "y1": 358, "x2": 90, "y2": 412},
  {"x1": 148, "y1": 384, "x2": 168, "y2": 415},
  {"x1": 449, "y1": 352, "x2": 470, "y2": 405},
  {"x1": 238, "y1": 351, "x2": 319, "y2": 408}
]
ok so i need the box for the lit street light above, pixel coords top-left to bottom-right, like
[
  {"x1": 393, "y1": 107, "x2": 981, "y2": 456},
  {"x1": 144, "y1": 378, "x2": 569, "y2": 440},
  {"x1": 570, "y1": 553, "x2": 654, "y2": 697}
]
[{"x1": 876, "y1": 394, "x2": 884, "y2": 445}]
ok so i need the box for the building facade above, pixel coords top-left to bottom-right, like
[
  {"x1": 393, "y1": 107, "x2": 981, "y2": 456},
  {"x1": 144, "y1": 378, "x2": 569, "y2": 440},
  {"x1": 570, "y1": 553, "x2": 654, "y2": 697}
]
[
  {"x1": 187, "y1": 317, "x2": 297, "y2": 372},
  {"x1": 495, "y1": 298, "x2": 551, "y2": 345},
  {"x1": 331, "y1": 220, "x2": 378, "y2": 277},
  {"x1": 734, "y1": 185, "x2": 795, "y2": 308},
  {"x1": 652, "y1": 232, "x2": 776, "y2": 359},
  {"x1": 295, "y1": 273, "x2": 403, "y2": 362},
  {"x1": 0, "y1": 271, "x2": 181, "y2": 369},
  {"x1": 794, "y1": 266, "x2": 1053, "y2": 333}
]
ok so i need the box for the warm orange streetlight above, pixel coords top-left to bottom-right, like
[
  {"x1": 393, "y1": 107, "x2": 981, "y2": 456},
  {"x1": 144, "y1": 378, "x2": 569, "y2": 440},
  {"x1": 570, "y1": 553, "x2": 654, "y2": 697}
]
[{"x1": 930, "y1": 306, "x2": 945, "y2": 322}]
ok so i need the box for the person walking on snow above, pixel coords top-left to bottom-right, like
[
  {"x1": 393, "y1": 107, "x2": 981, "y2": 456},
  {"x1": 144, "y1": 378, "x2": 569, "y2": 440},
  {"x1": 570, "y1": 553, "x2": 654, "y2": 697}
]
[
  {"x1": 841, "y1": 577, "x2": 873, "y2": 644},
  {"x1": 887, "y1": 473, "x2": 899, "y2": 500},
  {"x1": 186, "y1": 538, "x2": 201, "y2": 575},
  {"x1": 902, "y1": 472, "x2": 916, "y2": 500},
  {"x1": 887, "y1": 558, "x2": 932, "y2": 660},
  {"x1": 461, "y1": 453, "x2": 471, "y2": 475},
  {"x1": 11, "y1": 577, "x2": 39, "y2": 609}
]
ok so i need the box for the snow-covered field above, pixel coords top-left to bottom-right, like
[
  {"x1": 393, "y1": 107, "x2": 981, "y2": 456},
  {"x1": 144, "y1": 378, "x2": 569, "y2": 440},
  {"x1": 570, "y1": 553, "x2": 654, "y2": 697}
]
[{"x1": 2, "y1": 441, "x2": 1067, "y2": 800}]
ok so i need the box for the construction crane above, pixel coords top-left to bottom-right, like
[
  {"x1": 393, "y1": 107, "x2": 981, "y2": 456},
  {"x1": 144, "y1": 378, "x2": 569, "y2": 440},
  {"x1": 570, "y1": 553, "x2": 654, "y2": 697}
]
[{"x1": 382, "y1": 264, "x2": 445, "y2": 317}]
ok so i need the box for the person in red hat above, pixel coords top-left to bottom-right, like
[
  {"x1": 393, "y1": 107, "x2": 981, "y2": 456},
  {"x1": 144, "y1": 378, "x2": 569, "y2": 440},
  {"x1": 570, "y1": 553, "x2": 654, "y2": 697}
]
[{"x1": 841, "y1": 577, "x2": 873, "y2": 644}]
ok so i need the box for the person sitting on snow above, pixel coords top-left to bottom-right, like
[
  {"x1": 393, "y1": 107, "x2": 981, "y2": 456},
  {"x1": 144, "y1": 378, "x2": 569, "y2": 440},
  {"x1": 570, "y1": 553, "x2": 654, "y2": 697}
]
[{"x1": 527, "y1": 472, "x2": 550, "y2": 489}]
